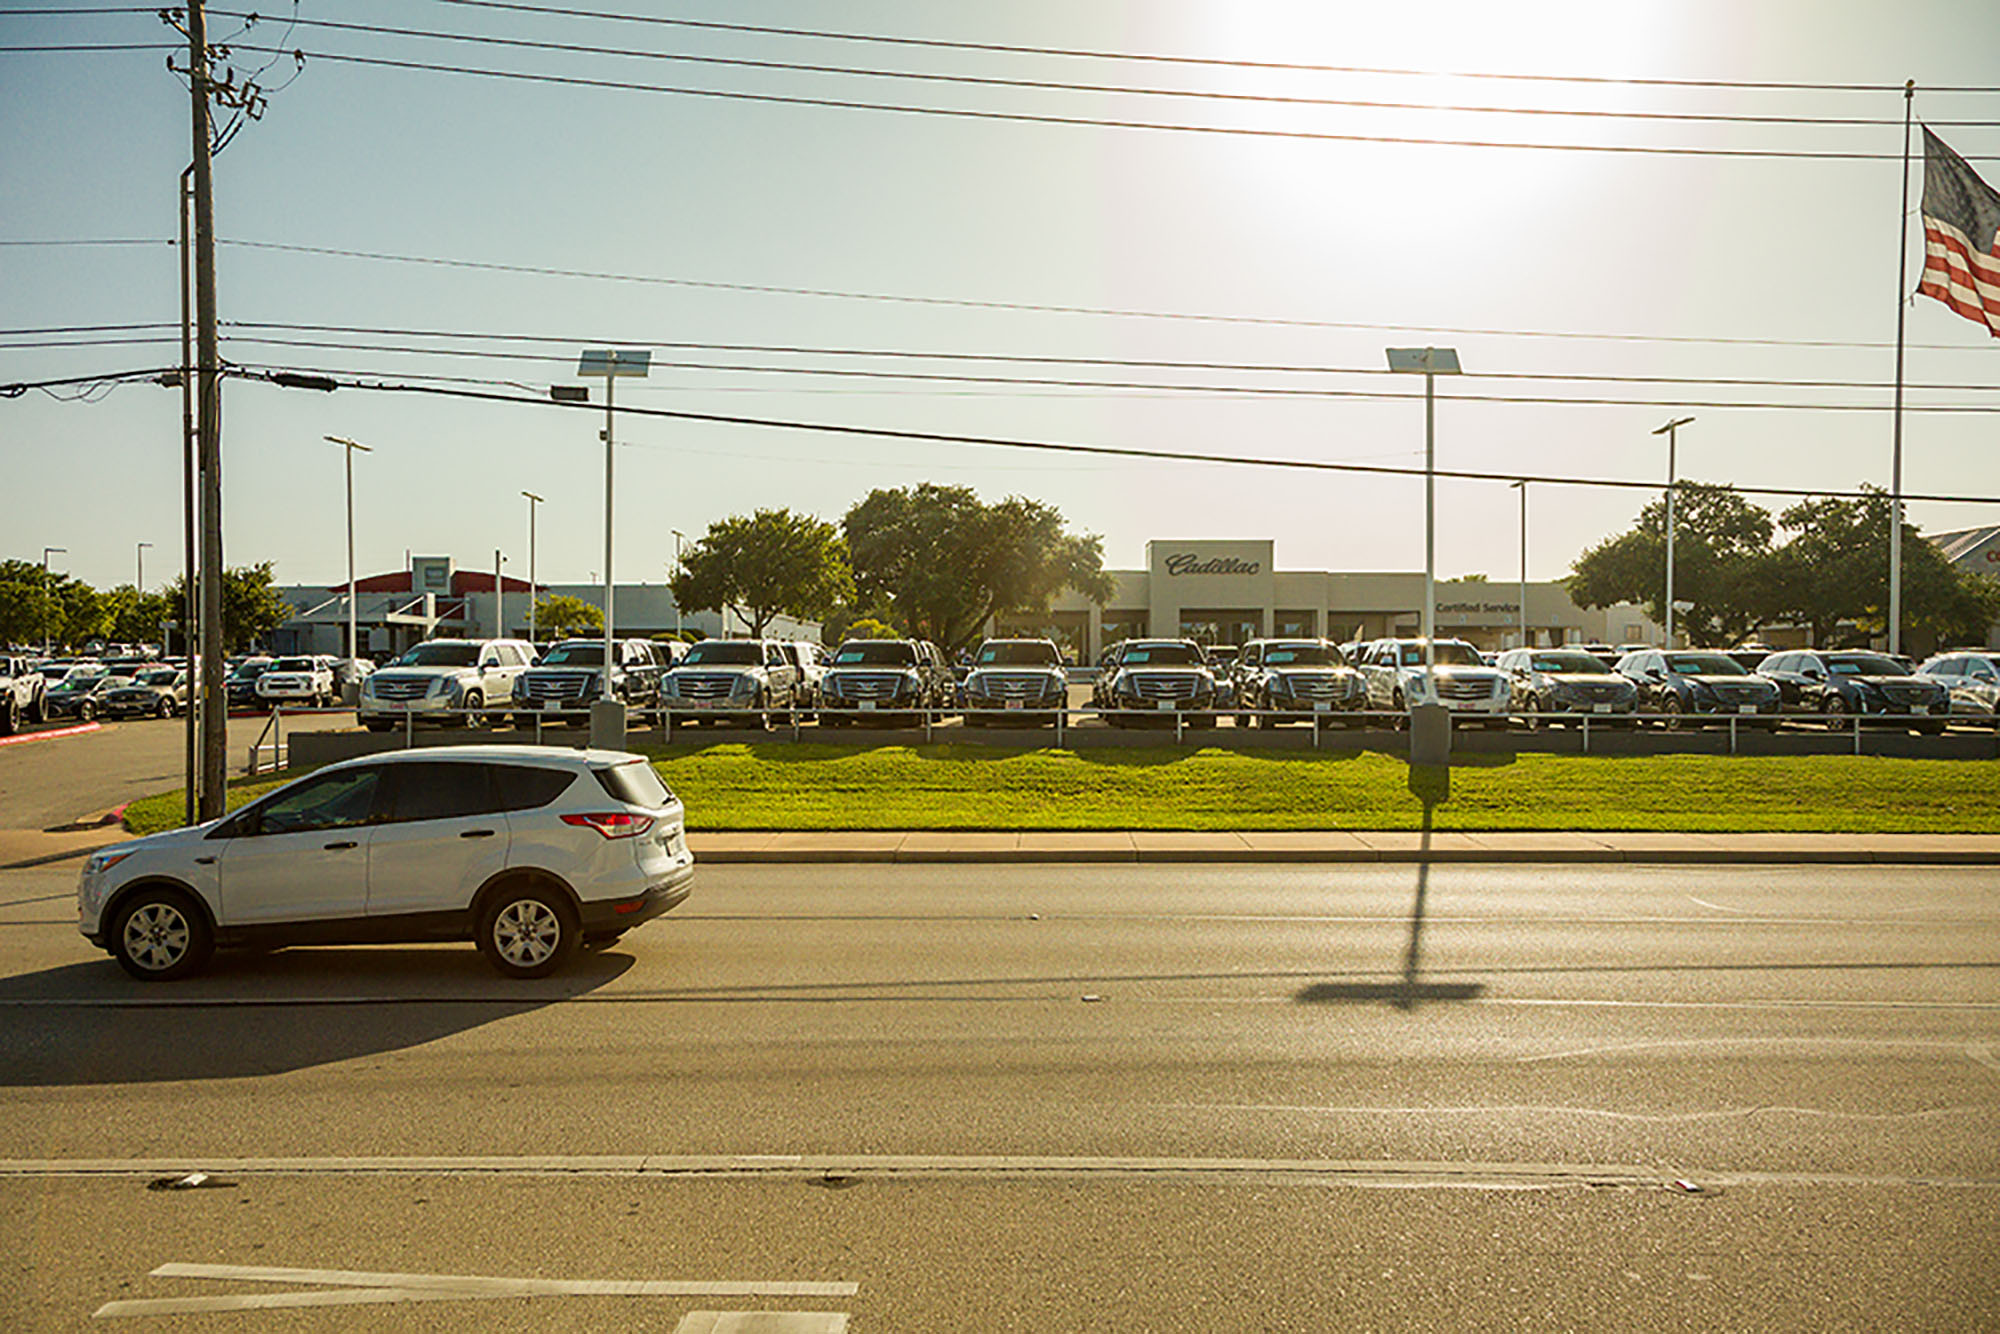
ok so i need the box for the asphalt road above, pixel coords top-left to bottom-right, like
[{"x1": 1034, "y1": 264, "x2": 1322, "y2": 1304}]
[{"x1": 1, "y1": 862, "x2": 1995, "y2": 1329}]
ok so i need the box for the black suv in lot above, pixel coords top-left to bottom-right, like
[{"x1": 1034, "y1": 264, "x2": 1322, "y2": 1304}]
[
  {"x1": 1756, "y1": 649, "x2": 1949, "y2": 733},
  {"x1": 1232, "y1": 639, "x2": 1366, "y2": 727},
  {"x1": 1093, "y1": 638, "x2": 1223, "y2": 726},
  {"x1": 959, "y1": 638, "x2": 1069, "y2": 727},
  {"x1": 512, "y1": 638, "x2": 674, "y2": 725},
  {"x1": 819, "y1": 639, "x2": 951, "y2": 726},
  {"x1": 1614, "y1": 648, "x2": 1781, "y2": 729}
]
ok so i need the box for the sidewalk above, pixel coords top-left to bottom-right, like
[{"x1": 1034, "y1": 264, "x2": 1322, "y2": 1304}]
[{"x1": 6, "y1": 827, "x2": 1996, "y2": 872}]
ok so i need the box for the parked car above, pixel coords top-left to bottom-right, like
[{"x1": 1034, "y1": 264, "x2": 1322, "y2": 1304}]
[
  {"x1": 100, "y1": 665, "x2": 189, "y2": 720},
  {"x1": 225, "y1": 657, "x2": 276, "y2": 708},
  {"x1": 358, "y1": 638, "x2": 538, "y2": 731},
  {"x1": 0, "y1": 653, "x2": 49, "y2": 733},
  {"x1": 1494, "y1": 647, "x2": 1639, "y2": 728},
  {"x1": 1232, "y1": 639, "x2": 1366, "y2": 727},
  {"x1": 1576, "y1": 643, "x2": 1622, "y2": 670},
  {"x1": 76, "y1": 746, "x2": 694, "y2": 981},
  {"x1": 774, "y1": 641, "x2": 829, "y2": 717},
  {"x1": 38, "y1": 660, "x2": 104, "y2": 689},
  {"x1": 1916, "y1": 649, "x2": 2000, "y2": 725},
  {"x1": 1755, "y1": 649, "x2": 1949, "y2": 733},
  {"x1": 1615, "y1": 648, "x2": 1781, "y2": 729},
  {"x1": 513, "y1": 638, "x2": 671, "y2": 725},
  {"x1": 819, "y1": 638, "x2": 951, "y2": 726},
  {"x1": 960, "y1": 638, "x2": 1070, "y2": 727},
  {"x1": 1356, "y1": 638, "x2": 1511, "y2": 726},
  {"x1": 659, "y1": 638, "x2": 804, "y2": 728},
  {"x1": 255, "y1": 655, "x2": 339, "y2": 707},
  {"x1": 1094, "y1": 639, "x2": 1223, "y2": 727},
  {"x1": 43, "y1": 672, "x2": 121, "y2": 721}
]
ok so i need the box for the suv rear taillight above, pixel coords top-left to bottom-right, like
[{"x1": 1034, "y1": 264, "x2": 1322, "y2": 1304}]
[{"x1": 560, "y1": 812, "x2": 655, "y2": 839}]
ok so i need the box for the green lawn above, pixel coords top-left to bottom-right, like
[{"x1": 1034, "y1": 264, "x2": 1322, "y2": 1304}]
[{"x1": 122, "y1": 743, "x2": 2000, "y2": 835}]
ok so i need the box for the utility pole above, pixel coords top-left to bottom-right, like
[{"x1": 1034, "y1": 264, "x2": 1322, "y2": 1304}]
[
  {"x1": 178, "y1": 165, "x2": 198, "y2": 825},
  {"x1": 187, "y1": 0, "x2": 227, "y2": 821}
]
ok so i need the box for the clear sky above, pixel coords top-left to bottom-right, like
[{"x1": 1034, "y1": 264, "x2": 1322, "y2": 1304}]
[{"x1": 3, "y1": 0, "x2": 1997, "y2": 595}]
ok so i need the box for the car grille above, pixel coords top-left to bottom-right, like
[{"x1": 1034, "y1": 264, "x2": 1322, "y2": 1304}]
[
  {"x1": 828, "y1": 672, "x2": 907, "y2": 700},
  {"x1": 1708, "y1": 683, "x2": 1768, "y2": 704},
  {"x1": 519, "y1": 673, "x2": 591, "y2": 701},
  {"x1": 1436, "y1": 676, "x2": 1498, "y2": 701},
  {"x1": 1280, "y1": 672, "x2": 1356, "y2": 700},
  {"x1": 667, "y1": 673, "x2": 743, "y2": 700},
  {"x1": 1562, "y1": 682, "x2": 1627, "y2": 703},
  {"x1": 1881, "y1": 683, "x2": 1936, "y2": 705},
  {"x1": 1127, "y1": 672, "x2": 1206, "y2": 699},
  {"x1": 972, "y1": 673, "x2": 1057, "y2": 700},
  {"x1": 370, "y1": 677, "x2": 432, "y2": 701}
]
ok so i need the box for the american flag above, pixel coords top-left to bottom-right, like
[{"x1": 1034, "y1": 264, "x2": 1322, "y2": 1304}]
[{"x1": 1918, "y1": 128, "x2": 2000, "y2": 337}]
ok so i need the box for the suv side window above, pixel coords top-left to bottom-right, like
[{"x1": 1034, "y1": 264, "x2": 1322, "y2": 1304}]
[
  {"x1": 249, "y1": 766, "x2": 386, "y2": 836},
  {"x1": 386, "y1": 762, "x2": 495, "y2": 823},
  {"x1": 491, "y1": 764, "x2": 576, "y2": 811}
]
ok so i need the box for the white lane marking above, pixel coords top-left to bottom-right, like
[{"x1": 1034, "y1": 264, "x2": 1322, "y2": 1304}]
[
  {"x1": 676, "y1": 1315, "x2": 849, "y2": 1334},
  {"x1": 1159, "y1": 1102, "x2": 1996, "y2": 1125},
  {"x1": 1686, "y1": 895, "x2": 1753, "y2": 914},
  {"x1": 1132, "y1": 995, "x2": 2000, "y2": 1013},
  {"x1": 97, "y1": 1288, "x2": 503, "y2": 1317},
  {"x1": 1518, "y1": 1036, "x2": 1983, "y2": 1064},
  {"x1": 149, "y1": 1263, "x2": 857, "y2": 1297},
  {"x1": 1969, "y1": 1043, "x2": 2000, "y2": 1075}
]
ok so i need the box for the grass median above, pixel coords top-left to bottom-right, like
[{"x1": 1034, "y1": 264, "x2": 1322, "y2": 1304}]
[{"x1": 121, "y1": 742, "x2": 2000, "y2": 835}]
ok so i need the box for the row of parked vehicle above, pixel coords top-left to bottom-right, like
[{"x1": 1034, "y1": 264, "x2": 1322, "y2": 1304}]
[{"x1": 0, "y1": 653, "x2": 195, "y2": 732}]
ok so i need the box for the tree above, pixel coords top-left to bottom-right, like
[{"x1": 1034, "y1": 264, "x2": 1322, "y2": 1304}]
[
  {"x1": 533, "y1": 594, "x2": 604, "y2": 638},
  {"x1": 159, "y1": 563, "x2": 292, "y2": 653},
  {"x1": 99, "y1": 585, "x2": 176, "y2": 647},
  {"x1": 671, "y1": 508, "x2": 853, "y2": 640},
  {"x1": 1567, "y1": 482, "x2": 1781, "y2": 645},
  {"x1": 842, "y1": 616, "x2": 899, "y2": 642},
  {"x1": 844, "y1": 484, "x2": 1116, "y2": 655},
  {"x1": 0, "y1": 578, "x2": 56, "y2": 648},
  {"x1": 1773, "y1": 488, "x2": 2000, "y2": 648}
]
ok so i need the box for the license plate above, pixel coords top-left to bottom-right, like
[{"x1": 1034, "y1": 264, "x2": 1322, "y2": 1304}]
[
  {"x1": 1156, "y1": 699, "x2": 1175, "y2": 711},
  {"x1": 1738, "y1": 704, "x2": 1757, "y2": 714},
  {"x1": 1594, "y1": 703, "x2": 1612, "y2": 713},
  {"x1": 860, "y1": 700, "x2": 877, "y2": 711},
  {"x1": 1005, "y1": 699, "x2": 1024, "y2": 710},
  {"x1": 1314, "y1": 701, "x2": 1332, "y2": 712}
]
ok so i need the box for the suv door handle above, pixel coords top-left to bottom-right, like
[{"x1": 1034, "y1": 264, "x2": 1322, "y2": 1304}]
[
  {"x1": 459, "y1": 829, "x2": 496, "y2": 839},
  {"x1": 323, "y1": 840, "x2": 358, "y2": 851}
]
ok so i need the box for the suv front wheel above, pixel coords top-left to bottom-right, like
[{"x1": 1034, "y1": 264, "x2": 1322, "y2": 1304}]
[
  {"x1": 110, "y1": 886, "x2": 214, "y2": 981},
  {"x1": 477, "y1": 882, "x2": 578, "y2": 979}
]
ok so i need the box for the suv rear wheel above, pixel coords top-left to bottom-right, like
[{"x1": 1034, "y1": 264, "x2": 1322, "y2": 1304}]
[
  {"x1": 477, "y1": 883, "x2": 578, "y2": 979},
  {"x1": 0, "y1": 695, "x2": 17, "y2": 735}
]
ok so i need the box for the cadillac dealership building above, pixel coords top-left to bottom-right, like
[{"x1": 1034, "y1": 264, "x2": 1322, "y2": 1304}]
[{"x1": 999, "y1": 540, "x2": 1660, "y2": 662}]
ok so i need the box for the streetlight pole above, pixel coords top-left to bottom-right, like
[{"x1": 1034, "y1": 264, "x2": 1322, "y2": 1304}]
[
  {"x1": 576, "y1": 349, "x2": 650, "y2": 746},
  {"x1": 671, "y1": 528, "x2": 687, "y2": 640},
  {"x1": 325, "y1": 436, "x2": 372, "y2": 662},
  {"x1": 1387, "y1": 348, "x2": 1460, "y2": 767},
  {"x1": 41, "y1": 547, "x2": 65, "y2": 657},
  {"x1": 493, "y1": 549, "x2": 506, "y2": 638},
  {"x1": 1510, "y1": 481, "x2": 1527, "y2": 649},
  {"x1": 137, "y1": 542, "x2": 153, "y2": 597},
  {"x1": 1653, "y1": 416, "x2": 1694, "y2": 649},
  {"x1": 522, "y1": 491, "x2": 544, "y2": 646}
]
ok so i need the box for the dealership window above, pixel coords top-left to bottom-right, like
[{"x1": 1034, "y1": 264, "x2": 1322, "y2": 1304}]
[
  {"x1": 1274, "y1": 609, "x2": 1316, "y2": 639},
  {"x1": 994, "y1": 611, "x2": 1087, "y2": 664},
  {"x1": 1179, "y1": 609, "x2": 1261, "y2": 646},
  {"x1": 1100, "y1": 612, "x2": 1148, "y2": 646}
]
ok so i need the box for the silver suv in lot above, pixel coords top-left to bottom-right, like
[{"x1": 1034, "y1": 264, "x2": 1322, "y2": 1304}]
[
  {"x1": 358, "y1": 638, "x2": 537, "y2": 731},
  {"x1": 659, "y1": 638, "x2": 803, "y2": 728},
  {"x1": 77, "y1": 746, "x2": 694, "y2": 980}
]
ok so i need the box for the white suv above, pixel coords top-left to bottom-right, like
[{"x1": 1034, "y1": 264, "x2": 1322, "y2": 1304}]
[
  {"x1": 77, "y1": 746, "x2": 694, "y2": 980},
  {"x1": 359, "y1": 638, "x2": 536, "y2": 730},
  {"x1": 255, "y1": 654, "x2": 337, "y2": 706}
]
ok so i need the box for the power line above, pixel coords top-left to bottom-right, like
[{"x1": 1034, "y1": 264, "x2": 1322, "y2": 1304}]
[
  {"x1": 226, "y1": 365, "x2": 2000, "y2": 506},
  {"x1": 228, "y1": 44, "x2": 1999, "y2": 162},
  {"x1": 200, "y1": 243, "x2": 1994, "y2": 351},
  {"x1": 409, "y1": 0, "x2": 2000, "y2": 96},
  {"x1": 186, "y1": 14, "x2": 2000, "y2": 130}
]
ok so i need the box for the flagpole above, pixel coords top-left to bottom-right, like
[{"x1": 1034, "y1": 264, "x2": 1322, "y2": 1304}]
[{"x1": 1888, "y1": 79, "x2": 1914, "y2": 657}]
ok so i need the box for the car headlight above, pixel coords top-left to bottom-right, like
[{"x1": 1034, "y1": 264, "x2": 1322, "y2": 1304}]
[
  {"x1": 83, "y1": 849, "x2": 135, "y2": 878},
  {"x1": 730, "y1": 675, "x2": 758, "y2": 696},
  {"x1": 1268, "y1": 675, "x2": 1293, "y2": 696}
]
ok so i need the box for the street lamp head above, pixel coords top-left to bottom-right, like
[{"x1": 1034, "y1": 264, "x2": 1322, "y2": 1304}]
[
  {"x1": 521, "y1": 490, "x2": 545, "y2": 504},
  {"x1": 1652, "y1": 416, "x2": 1695, "y2": 434},
  {"x1": 1385, "y1": 346, "x2": 1463, "y2": 375},
  {"x1": 325, "y1": 434, "x2": 373, "y2": 452}
]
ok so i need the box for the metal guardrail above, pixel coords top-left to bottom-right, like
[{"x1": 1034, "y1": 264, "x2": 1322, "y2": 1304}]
[{"x1": 235, "y1": 699, "x2": 1983, "y2": 773}]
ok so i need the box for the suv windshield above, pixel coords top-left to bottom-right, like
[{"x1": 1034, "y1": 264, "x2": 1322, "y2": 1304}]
[
  {"x1": 977, "y1": 642, "x2": 1062, "y2": 666},
  {"x1": 539, "y1": 644, "x2": 604, "y2": 667},
  {"x1": 272, "y1": 658, "x2": 313, "y2": 672},
  {"x1": 394, "y1": 643, "x2": 478, "y2": 668},
  {"x1": 1530, "y1": 652, "x2": 1609, "y2": 674},
  {"x1": 229, "y1": 661, "x2": 272, "y2": 680},
  {"x1": 1395, "y1": 642, "x2": 1482, "y2": 667},
  {"x1": 682, "y1": 641, "x2": 761, "y2": 667},
  {"x1": 1828, "y1": 654, "x2": 1907, "y2": 676},
  {"x1": 835, "y1": 642, "x2": 918, "y2": 666},
  {"x1": 1666, "y1": 654, "x2": 1746, "y2": 676},
  {"x1": 1120, "y1": 644, "x2": 1202, "y2": 667},
  {"x1": 1264, "y1": 645, "x2": 1341, "y2": 667},
  {"x1": 138, "y1": 668, "x2": 179, "y2": 685}
]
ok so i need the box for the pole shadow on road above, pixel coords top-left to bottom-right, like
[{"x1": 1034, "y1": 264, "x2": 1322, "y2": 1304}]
[
  {"x1": 1295, "y1": 764, "x2": 1485, "y2": 1010},
  {"x1": 0, "y1": 949, "x2": 633, "y2": 1086}
]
